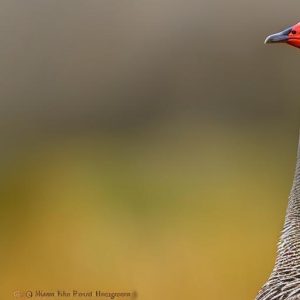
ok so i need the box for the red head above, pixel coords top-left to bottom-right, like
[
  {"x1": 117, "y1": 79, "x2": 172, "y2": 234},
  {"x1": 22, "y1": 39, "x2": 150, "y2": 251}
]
[{"x1": 265, "y1": 22, "x2": 300, "y2": 48}]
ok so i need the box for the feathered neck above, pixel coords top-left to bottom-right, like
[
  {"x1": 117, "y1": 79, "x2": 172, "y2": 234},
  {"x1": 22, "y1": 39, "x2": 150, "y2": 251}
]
[
  {"x1": 255, "y1": 135, "x2": 300, "y2": 300},
  {"x1": 273, "y1": 134, "x2": 300, "y2": 271}
]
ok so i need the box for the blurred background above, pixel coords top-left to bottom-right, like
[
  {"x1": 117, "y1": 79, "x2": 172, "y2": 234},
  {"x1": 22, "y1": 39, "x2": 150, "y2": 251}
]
[{"x1": 1, "y1": 0, "x2": 300, "y2": 299}]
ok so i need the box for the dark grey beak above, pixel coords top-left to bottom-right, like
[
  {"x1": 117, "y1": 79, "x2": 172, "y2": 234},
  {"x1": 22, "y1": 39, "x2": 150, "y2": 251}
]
[{"x1": 264, "y1": 27, "x2": 292, "y2": 44}]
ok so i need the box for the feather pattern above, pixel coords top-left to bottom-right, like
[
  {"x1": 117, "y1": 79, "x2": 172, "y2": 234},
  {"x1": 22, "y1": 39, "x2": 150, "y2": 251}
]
[{"x1": 256, "y1": 136, "x2": 300, "y2": 300}]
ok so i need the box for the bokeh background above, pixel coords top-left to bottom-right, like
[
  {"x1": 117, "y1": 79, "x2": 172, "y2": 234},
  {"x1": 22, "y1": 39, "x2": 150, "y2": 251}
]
[{"x1": 1, "y1": 0, "x2": 300, "y2": 299}]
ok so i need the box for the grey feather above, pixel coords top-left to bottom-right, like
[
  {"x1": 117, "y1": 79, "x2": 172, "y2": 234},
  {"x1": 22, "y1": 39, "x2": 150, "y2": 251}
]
[{"x1": 256, "y1": 135, "x2": 300, "y2": 300}]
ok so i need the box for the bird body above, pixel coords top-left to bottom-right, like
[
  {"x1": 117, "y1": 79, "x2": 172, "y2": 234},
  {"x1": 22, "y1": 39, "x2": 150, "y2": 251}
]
[{"x1": 256, "y1": 136, "x2": 300, "y2": 300}]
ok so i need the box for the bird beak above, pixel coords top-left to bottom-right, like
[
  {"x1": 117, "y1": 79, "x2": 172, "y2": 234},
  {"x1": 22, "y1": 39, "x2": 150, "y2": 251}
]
[{"x1": 264, "y1": 27, "x2": 292, "y2": 44}]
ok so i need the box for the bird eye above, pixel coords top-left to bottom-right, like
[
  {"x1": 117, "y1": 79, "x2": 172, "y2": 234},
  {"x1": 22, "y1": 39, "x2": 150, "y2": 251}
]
[{"x1": 292, "y1": 30, "x2": 297, "y2": 34}]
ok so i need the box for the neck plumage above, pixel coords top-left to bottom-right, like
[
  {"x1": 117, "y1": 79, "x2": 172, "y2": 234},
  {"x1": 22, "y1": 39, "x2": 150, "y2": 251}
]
[
  {"x1": 273, "y1": 136, "x2": 300, "y2": 272},
  {"x1": 255, "y1": 136, "x2": 300, "y2": 300}
]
